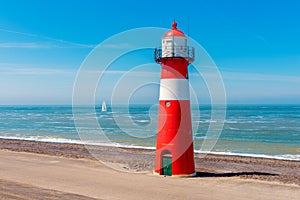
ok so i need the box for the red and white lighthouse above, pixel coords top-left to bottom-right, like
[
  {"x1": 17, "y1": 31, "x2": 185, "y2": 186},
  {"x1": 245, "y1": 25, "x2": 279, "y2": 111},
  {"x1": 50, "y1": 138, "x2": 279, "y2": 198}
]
[{"x1": 154, "y1": 21, "x2": 196, "y2": 176}]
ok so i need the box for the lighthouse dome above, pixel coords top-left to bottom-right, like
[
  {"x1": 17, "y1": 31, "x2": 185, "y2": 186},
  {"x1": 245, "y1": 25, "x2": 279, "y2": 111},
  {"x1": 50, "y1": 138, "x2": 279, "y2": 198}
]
[
  {"x1": 154, "y1": 21, "x2": 194, "y2": 64},
  {"x1": 163, "y1": 21, "x2": 186, "y2": 38},
  {"x1": 161, "y1": 21, "x2": 188, "y2": 58}
]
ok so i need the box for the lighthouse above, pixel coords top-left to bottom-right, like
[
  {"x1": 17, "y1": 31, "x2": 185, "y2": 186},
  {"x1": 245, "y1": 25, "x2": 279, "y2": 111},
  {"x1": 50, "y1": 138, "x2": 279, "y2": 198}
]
[{"x1": 154, "y1": 21, "x2": 196, "y2": 176}]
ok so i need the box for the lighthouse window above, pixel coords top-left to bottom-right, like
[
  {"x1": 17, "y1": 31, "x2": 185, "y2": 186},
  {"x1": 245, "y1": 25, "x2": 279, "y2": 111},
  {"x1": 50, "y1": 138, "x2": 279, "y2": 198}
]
[{"x1": 165, "y1": 101, "x2": 171, "y2": 107}]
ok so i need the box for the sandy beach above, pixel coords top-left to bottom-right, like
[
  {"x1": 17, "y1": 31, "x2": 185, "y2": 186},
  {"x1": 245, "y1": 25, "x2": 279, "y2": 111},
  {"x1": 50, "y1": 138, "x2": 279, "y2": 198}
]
[{"x1": 0, "y1": 138, "x2": 300, "y2": 200}]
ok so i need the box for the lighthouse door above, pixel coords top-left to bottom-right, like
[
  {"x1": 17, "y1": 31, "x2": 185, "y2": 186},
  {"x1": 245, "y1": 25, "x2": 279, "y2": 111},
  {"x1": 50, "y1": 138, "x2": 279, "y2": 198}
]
[{"x1": 162, "y1": 156, "x2": 172, "y2": 176}]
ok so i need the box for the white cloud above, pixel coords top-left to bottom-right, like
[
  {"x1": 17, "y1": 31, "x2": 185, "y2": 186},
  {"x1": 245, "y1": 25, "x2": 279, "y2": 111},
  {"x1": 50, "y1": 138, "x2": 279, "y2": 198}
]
[
  {"x1": 0, "y1": 42, "x2": 57, "y2": 49},
  {"x1": 190, "y1": 68, "x2": 300, "y2": 83},
  {"x1": 100, "y1": 43, "x2": 135, "y2": 49},
  {"x1": 0, "y1": 28, "x2": 37, "y2": 37},
  {"x1": 0, "y1": 42, "x2": 95, "y2": 49},
  {"x1": 0, "y1": 65, "x2": 76, "y2": 75},
  {"x1": 0, "y1": 28, "x2": 96, "y2": 49},
  {"x1": 221, "y1": 71, "x2": 300, "y2": 82}
]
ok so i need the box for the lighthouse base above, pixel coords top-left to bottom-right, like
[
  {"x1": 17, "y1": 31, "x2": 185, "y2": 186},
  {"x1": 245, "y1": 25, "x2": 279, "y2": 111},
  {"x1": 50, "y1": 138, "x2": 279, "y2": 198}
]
[{"x1": 153, "y1": 171, "x2": 197, "y2": 178}]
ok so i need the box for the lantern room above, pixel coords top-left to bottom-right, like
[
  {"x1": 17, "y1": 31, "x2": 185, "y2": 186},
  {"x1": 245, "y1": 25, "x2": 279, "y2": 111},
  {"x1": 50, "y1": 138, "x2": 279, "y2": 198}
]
[
  {"x1": 154, "y1": 21, "x2": 194, "y2": 64},
  {"x1": 162, "y1": 21, "x2": 188, "y2": 58}
]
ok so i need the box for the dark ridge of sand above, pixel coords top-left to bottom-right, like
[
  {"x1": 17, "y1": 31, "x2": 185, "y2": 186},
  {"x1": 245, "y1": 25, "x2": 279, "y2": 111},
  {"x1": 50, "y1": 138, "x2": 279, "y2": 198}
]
[
  {"x1": 0, "y1": 138, "x2": 299, "y2": 186},
  {"x1": 0, "y1": 179, "x2": 99, "y2": 200}
]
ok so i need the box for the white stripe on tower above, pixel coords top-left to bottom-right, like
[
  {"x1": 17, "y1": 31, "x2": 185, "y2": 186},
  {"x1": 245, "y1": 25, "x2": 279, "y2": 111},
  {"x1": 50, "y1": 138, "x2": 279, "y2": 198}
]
[{"x1": 159, "y1": 79, "x2": 190, "y2": 100}]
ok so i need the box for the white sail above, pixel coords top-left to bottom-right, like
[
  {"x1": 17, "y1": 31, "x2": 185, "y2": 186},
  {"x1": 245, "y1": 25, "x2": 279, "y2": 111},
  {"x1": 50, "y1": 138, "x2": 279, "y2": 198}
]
[{"x1": 102, "y1": 101, "x2": 107, "y2": 112}]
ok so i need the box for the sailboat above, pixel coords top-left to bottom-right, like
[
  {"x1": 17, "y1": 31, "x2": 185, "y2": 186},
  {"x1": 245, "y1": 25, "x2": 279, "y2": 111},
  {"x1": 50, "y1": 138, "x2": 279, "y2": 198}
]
[{"x1": 101, "y1": 100, "x2": 107, "y2": 112}]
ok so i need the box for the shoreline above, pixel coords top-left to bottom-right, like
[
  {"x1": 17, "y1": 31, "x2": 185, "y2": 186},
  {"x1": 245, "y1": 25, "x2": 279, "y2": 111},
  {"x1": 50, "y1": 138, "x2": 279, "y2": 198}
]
[
  {"x1": 1, "y1": 136, "x2": 299, "y2": 161},
  {"x1": 1, "y1": 138, "x2": 300, "y2": 186}
]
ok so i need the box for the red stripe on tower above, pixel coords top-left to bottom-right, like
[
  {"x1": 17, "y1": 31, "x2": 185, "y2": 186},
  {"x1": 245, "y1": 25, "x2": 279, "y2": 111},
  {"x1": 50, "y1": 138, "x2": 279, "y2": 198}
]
[{"x1": 154, "y1": 21, "x2": 196, "y2": 176}]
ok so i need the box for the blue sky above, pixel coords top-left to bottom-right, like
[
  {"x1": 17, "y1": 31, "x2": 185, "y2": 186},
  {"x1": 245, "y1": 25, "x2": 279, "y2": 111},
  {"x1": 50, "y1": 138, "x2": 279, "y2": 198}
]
[{"x1": 0, "y1": 0, "x2": 299, "y2": 105}]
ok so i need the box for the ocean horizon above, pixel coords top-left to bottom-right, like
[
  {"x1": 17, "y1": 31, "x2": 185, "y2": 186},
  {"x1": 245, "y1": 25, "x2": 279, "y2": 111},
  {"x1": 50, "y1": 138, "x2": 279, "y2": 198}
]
[{"x1": 0, "y1": 104, "x2": 299, "y2": 161}]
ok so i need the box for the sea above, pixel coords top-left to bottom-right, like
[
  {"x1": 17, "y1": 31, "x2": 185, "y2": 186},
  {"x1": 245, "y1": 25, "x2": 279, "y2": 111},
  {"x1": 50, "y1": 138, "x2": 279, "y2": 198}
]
[{"x1": 0, "y1": 105, "x2": 299, "y2": 161}]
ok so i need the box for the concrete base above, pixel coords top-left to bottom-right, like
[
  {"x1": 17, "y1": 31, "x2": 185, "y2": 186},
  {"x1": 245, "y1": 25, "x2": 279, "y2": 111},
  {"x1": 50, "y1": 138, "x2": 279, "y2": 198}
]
[{"x1": 153, "y1": 171, "x2": 196, "y2": 177}]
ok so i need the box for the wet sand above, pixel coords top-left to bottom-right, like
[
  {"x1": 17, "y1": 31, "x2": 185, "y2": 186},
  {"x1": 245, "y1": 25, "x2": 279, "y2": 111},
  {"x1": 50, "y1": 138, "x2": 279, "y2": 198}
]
[{"x1": 0, "y1": 138, "x2": 300, "y2": 199}]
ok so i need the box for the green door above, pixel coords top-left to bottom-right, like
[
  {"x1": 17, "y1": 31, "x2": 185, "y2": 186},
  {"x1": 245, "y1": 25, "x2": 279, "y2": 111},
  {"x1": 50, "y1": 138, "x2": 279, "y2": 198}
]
[{"x1": 162, "y1": 157, "x2": 172, "y2": 176}]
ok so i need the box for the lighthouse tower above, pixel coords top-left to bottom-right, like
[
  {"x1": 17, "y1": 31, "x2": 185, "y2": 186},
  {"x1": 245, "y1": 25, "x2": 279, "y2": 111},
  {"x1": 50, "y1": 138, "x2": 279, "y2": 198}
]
[{"x1": 154, "y1": 21, "x2": 195, "y2": 176}]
